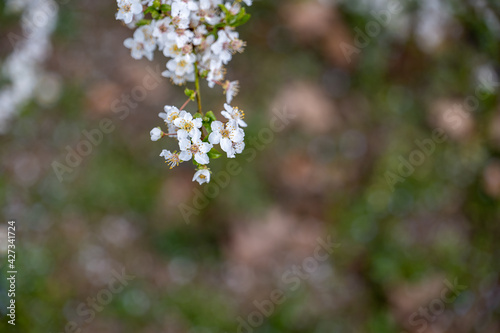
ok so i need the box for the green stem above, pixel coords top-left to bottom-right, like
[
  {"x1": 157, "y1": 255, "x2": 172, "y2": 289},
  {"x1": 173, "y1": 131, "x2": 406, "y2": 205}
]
[{"x1": 194, "y1": 63, "x2": 202, "y2": 115}]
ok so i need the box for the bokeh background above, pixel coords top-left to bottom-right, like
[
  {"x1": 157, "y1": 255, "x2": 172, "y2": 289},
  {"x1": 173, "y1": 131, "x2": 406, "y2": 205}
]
[{"x1": 1, "y1": 0, "x2": 500, "y2": 332}]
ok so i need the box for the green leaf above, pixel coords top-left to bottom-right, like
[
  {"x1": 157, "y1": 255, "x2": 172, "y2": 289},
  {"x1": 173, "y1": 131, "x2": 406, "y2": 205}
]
[
  {"x1": 160, "y1": 4, "x2": 171, "y2": 12},
  {"x1": 136, "y1": 19, "x2": 153, "y2": 27},
  {"x1": 203, "y1": 122, "x2": 212, "y2": 134},
  {"x1": 153, "y1": 0, "x2": 161, "y2": 9},
  {"x1": 193, "y1": 113, "x2": 203, "y2": 119},
  {"x1": 234, "y1": 13, "x2": 251, "y2": 27},
  {"x1": 205, "y1": 111, "x2": 217, "y2": 122},
  {"x1": 184, "y1": 88, "x2": 196, "y2": 100},
  {"x1": 229, "y1": 8, "x2": 251, "y2": 27},
  {"x1": 218, "y1": 4, "x2": 231, "y2": 16},
  {"x1": 207, "y1": 148, "x2": 222, "y2": 159},
  {"x1": 145, "y1": 6, "x2": 156, "y2": 14}
]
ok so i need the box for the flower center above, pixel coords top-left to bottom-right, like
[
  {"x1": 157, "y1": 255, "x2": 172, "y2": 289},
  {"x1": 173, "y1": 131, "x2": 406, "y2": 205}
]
[
  {"x1": 182, "y1": 121, "x2": 193, "y2": 132},
  {"x1": 172, "y1": 17, "x2": 181, "y2": 25},
  {"x1": 166, "y1": 154, "x2": 180, "y2": 169},
  {"x1": 179, "y1": 60, "x2": 187, "y2": 67},
  {"x1": 190, "y1": 144, "x2": 200, "y2": 154},
  {"x1": 234, "y1": 107, "x2": 245, "y2": 120},
  {"x1": 168, "y1": 112, "x2": 180, "y2": 123},
  {"x1": 221, "y1": 129, "x2": 230, "y2": 138}
]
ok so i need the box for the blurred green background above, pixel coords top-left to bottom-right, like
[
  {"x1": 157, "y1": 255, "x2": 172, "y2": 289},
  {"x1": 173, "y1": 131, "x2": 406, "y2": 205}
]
[{"x1": 1, "y1": 0, "x2": 500, "y2": 332}]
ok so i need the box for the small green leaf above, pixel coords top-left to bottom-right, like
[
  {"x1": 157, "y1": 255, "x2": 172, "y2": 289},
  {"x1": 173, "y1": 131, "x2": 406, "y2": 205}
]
[
  {"x1": 136, "y1": 19, "x2": 152, "y2": 27},
  {"x1": 207, "y1": 148, "x2": 222, "y2": 159},
  {"x1": 145, "y1": 6, "x2": 156, "y2": 14},
  {"x1": 218, "y1": 4, "x2": 231, "y2": 16},
  {"x1": 153, "y1": 0, "x2": 161, "y2": 9},
  {"x1": 184, "y1": 88, "x2": 196, "y2": 100},
  {"x1": 234, "y1": 13, "x2": 251, "y2": 27},
  {"x1": 229, "y1": 9, "x2": 251, "y2": 27},
  {"x1": 200, "y1": 70, "x2": 209, "y2": 78},
  {"x1": 205, "y1": 111, "x2": 217, "y2": 122},
  {"x1": 160, "y1": 4, "x2": 171, "y2": 12}
]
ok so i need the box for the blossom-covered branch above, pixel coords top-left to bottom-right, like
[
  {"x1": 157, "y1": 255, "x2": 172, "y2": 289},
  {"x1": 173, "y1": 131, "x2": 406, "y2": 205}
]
[{"x1": 116, "y1": 0, "x2": 252, "y2": 184}]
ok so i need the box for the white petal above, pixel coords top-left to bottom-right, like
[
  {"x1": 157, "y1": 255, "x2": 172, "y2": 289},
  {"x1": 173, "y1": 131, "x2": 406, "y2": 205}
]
[
  {"x1": 160, "y1": 149, "x2": 171, "y2": 158},
  {"x1": 193, "y1": 118, "x2": 203, "y2": 128},
  {"x1": 124, "y1": 38, "x2": 134, "y2": 48},
  {"x1": 220, "y1": 137, "x2": 232, "y2": 153},
  {"x1": 179, "y1": 151, "x2": 192, "y2": 161},
  {"x1": 230, "y1": 128, "x2": 244, "y2": 143},
  {"x1": 195, "y1": 153, "x2": 209, "y2": 165},
  {"x1": 178, "y1": 137, "x2": 191, "y2": 150},
  {"x1": 200, "y1": 142, "x2": 212, "y2": 153},
  {"x1": 209, "y1": 132, "x2": 221, "y2": 145},
  {"x1": 221, "y1": 111, "x2": 231, "y2": 120},
  {"x1": 211, "y1": 120, "x2": 224, "y2": 132}
]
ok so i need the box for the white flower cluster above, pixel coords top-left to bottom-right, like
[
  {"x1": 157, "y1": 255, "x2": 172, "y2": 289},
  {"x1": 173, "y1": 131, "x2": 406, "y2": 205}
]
[
  {"x1": 116, "y1": 0, "x2": 250, "y2": 101},
  {"x1": 116, "y1": 0, "x2": 252, "y2": 185},
  {"x1": 0, "y1": 0, "x2": 59, "y2": 133},
  {"x1": 150, "y1": 102, "x2": 246, "y2": 184}
]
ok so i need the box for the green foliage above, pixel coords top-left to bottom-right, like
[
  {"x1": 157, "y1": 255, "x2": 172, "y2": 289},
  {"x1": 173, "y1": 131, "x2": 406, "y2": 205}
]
[
  {"x1": 207, "y1": 147, "x2": 222, "y2": 159},
  {"x1": 184, "y1": 88, "x2": 196, "y2": 100},
  {"x1": 218, "y1": 4, "x2": 251, "y2": 28}
]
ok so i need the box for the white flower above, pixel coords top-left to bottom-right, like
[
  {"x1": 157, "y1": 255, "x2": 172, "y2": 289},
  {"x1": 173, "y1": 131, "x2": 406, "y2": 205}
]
[
  {"x1": 193, "y1": 168, "x2": 211, "y2": 184},
  {"x1": 221, "y1": 103, "x2": 247, "y2": 127},
  {"x1": 166, "y1": 54, "x2": 196, "y2": 77},
  {"x1": 211, "y1": 30, "x2": 233, "y2": 64},
  {"x1": 171, "y1": 0, "x2": 193, "y2": 29},
  {"x1": 160, "y1": 106, "x2": 185, "y2": 124},
  {"x1": 123, "y1": 25, "x2": 156, "y2": 60},
  {"x1": 159, "y1": 106, "x2": 187, "y2": 134},
  {"x1": 193, "y1": 25, "x2": 208, "y2": 45},
  {"x1": 171, "y1": 0, "x2": 193, "y2": 18},
  {"x1": 116, "y1": 0, "x2": 142, "y2": 24},
  {"x1": 167, "y1": 27, "x2": 194, "y2": 48},
  {"x1": 242, "y1": 0, "x2": 252, "y2": 6},
  {"x1": 160, "y1": 150, "x2": 182, "y2": 169},
  {"x1": 233, "y1": 141, "x2": 245, "y2": 154},
  {"x1": 179, "y1": 132, "x2": 213, "y2": 164},
  {"x1": 153, "y1": 17, "x2": 173, "y2": 49},
  {"x1": 208, "y1": 120, "x2": 244, "y2": 157},
  {"x1": 150, "y1": 127, "x2": 163, "y2": 141},
  {"x1": 206, "y1": 60, "x2": 225, "y2": 87},
  {"x1": 173, "y1": 112, "x2": 203, "y2": 138},
  {"x1": 223, "y1": 80, "x2": 239, "y2": 103},
  {"x1": 162, "y1": 70, "x2": 195, "y2": 85},
  {"x1": 228, "y1": 141, "x2": 245, "y2": 158},
  {"x1": 136, "y1": 24, "x2": 156, "y2": 50},
  {"x1": 162, "y1": 41, "x2": 183, "y2": 58}
]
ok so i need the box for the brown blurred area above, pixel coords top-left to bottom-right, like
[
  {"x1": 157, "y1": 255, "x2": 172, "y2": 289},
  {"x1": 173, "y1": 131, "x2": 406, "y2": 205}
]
[{"x1": 1, "y1": 0, "x2": 500, "y2": 332}]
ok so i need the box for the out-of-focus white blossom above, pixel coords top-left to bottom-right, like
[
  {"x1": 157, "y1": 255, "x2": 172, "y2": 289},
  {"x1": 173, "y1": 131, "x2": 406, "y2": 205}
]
[
  {"x1": 116, "y1": 0, "x2": 143, "y2": 24},
  {"x1": 0, "y1": 0, "x2": 59, "y2": 133}
]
